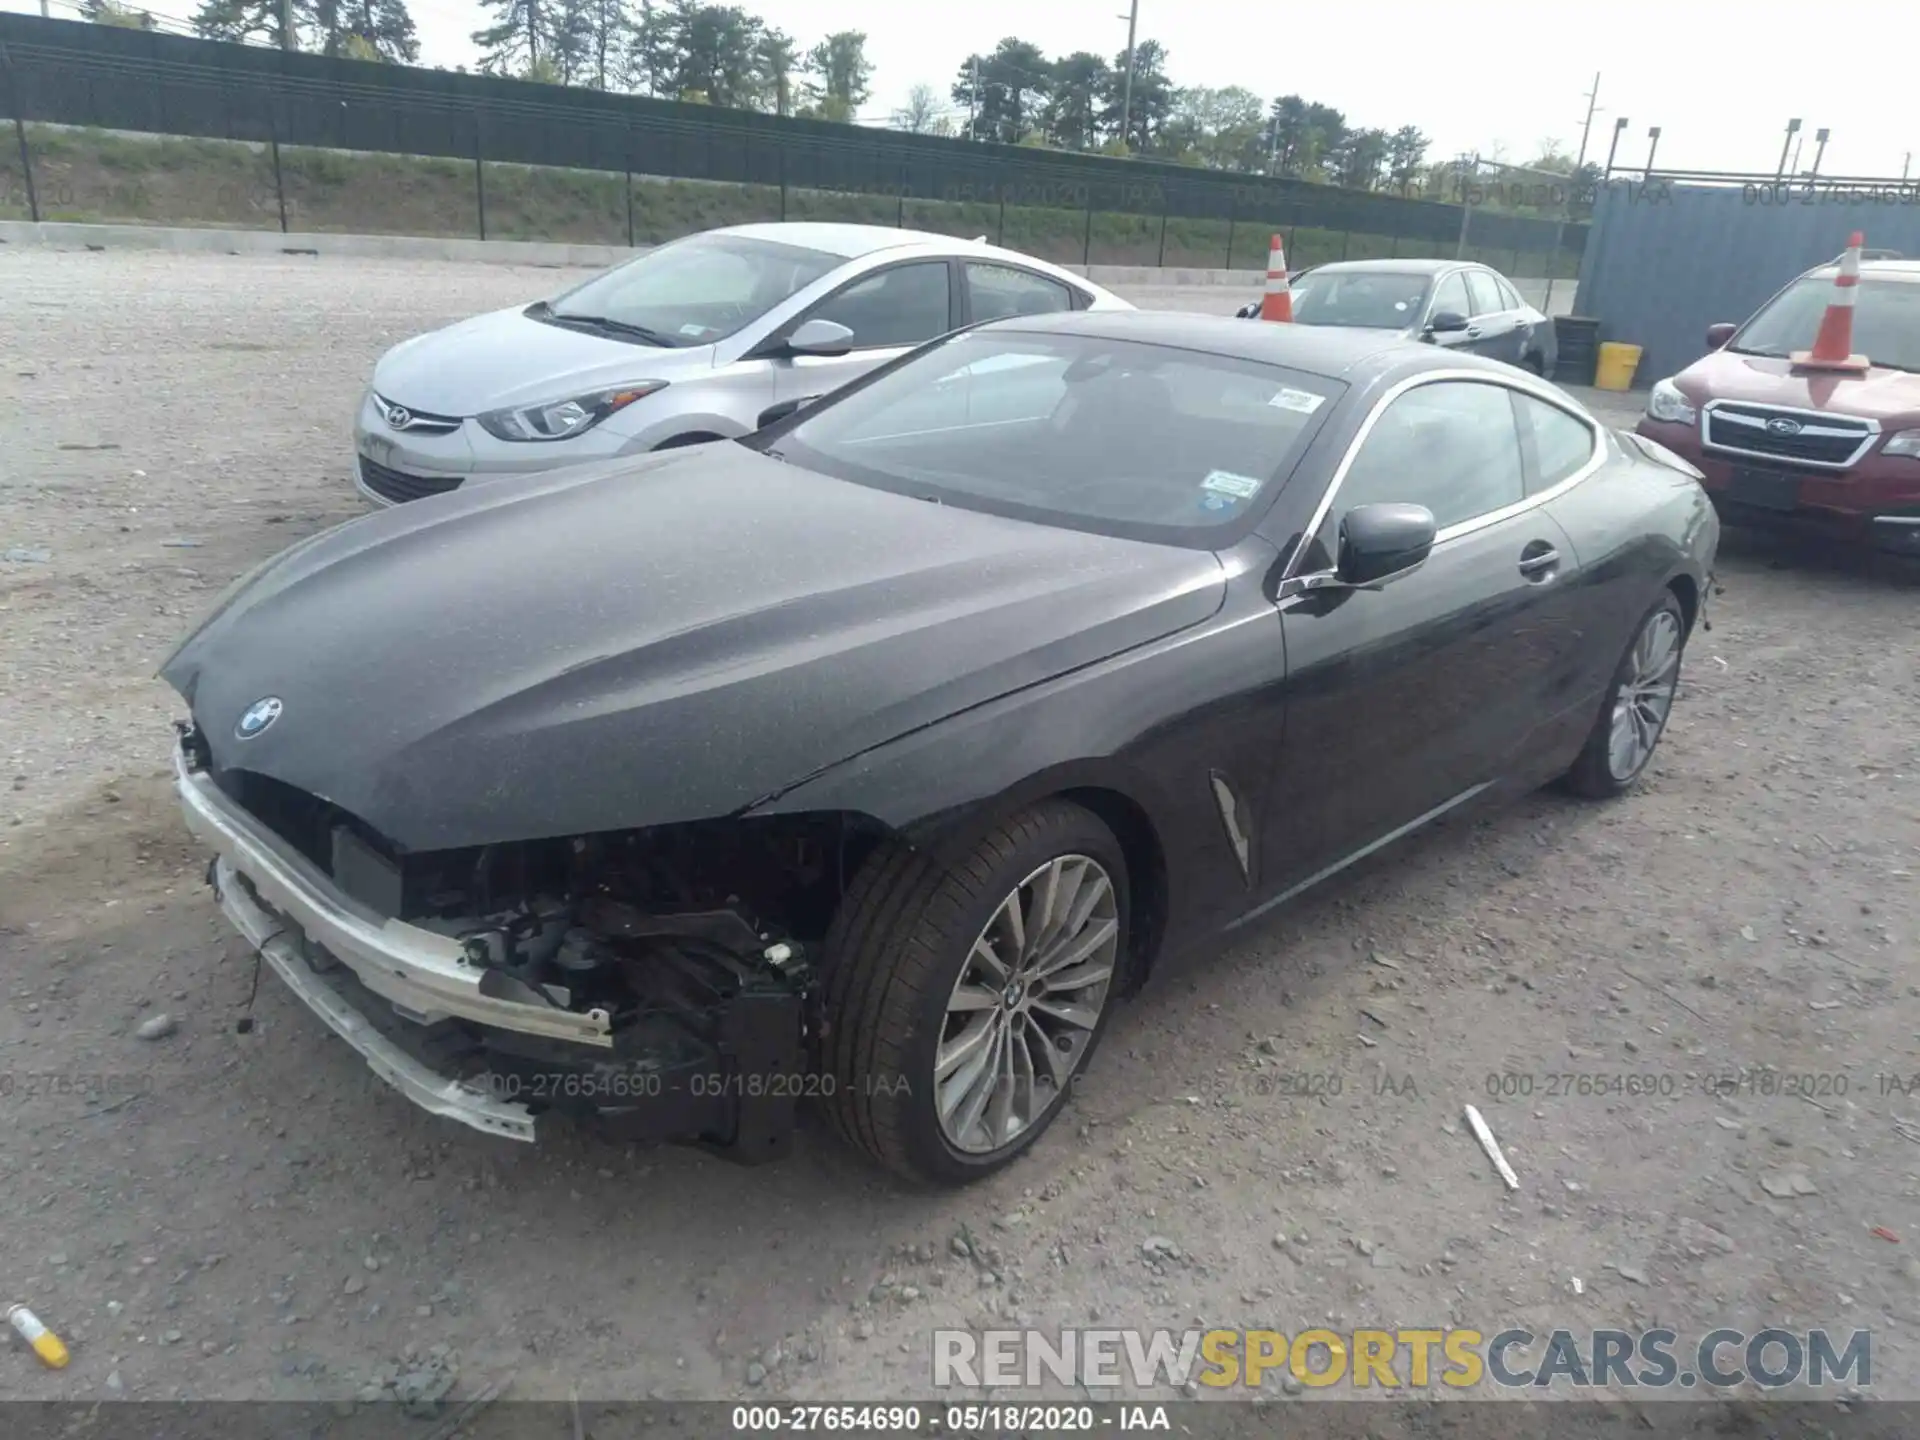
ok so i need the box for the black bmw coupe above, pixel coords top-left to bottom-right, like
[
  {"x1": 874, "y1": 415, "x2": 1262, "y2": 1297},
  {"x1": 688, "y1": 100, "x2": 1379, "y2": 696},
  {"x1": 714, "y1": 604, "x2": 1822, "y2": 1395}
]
[{"x1": 164, "y1": 310, "x2": 1717, "y2": 1185}]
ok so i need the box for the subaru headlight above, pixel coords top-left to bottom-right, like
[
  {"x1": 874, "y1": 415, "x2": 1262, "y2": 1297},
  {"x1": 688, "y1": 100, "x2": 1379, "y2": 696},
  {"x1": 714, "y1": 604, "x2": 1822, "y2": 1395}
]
[
  {"x1": 477, "y1": 382, "x2": 667, "y2": 442},
  {"x1": 1645, "y1": 378, "x2": 1698, "y2": 426},
  {"x1": 1883, "y1": 428, "x2": 1920, "y2": 459}
]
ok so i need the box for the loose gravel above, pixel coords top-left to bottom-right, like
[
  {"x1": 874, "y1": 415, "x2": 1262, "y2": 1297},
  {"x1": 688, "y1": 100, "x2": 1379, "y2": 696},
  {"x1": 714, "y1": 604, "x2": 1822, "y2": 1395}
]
[{"x1": 1, "y1": 250, "x2": 1916, "y2": 1409}]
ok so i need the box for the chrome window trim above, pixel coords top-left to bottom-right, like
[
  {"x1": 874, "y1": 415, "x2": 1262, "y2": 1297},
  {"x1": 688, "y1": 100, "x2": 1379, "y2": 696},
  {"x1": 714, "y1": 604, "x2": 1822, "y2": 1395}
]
[
  {"x1": 1282, "y1": 368, "x2": 1606, "y2": 585},
  {"x1": 1461, "y1": 267, "x2": 1507, "y2": 319},
  {"x1": 1417, "y1": 266, "x2": 1471, "y2": 331},
  {"x1": 1699, "y1": 397, "x2": 1880, "y2": 470}
]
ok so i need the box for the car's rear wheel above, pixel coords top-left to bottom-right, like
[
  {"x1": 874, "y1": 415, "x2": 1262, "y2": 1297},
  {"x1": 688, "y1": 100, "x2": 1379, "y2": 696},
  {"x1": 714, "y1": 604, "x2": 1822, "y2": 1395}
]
[
  {"x1": 1521, "y1": 352, "x2": 1546, "y2": 376},
  {"x1": 822, "y1": 801, "x2": 1127, "y2": 1186},
  {"x1": 1562, "y1": 591, "x2": 1687, "y2": 798}
]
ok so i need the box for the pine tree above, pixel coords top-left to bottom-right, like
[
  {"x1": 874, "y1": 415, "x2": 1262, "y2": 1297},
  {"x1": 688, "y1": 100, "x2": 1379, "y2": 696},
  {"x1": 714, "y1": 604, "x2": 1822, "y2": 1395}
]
[
  {"x1": 313, "y1": 0, "x2": 420, "y2": 62},
  {"x1": 627, "y1": 0, "x2": 677, "y2": 96},
  {"x1": 192, "y1": 0, "x2": 307, "y2": 49},
  {"x1": 84, "y1": 0, "x2": 160, "y2": 29},
  {"x1": 551, "y1": 0, "x2": 629, "y2": 88},
  {"x1": 471, "y1": 0, "x2": 553, "y2": 75}
]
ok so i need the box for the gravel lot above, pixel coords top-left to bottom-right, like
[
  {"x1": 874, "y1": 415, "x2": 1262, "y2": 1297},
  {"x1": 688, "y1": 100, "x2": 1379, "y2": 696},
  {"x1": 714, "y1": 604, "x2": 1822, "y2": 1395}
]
[{"x1": 2, "y1": 251, "x2": 1917, "y2": 1412}]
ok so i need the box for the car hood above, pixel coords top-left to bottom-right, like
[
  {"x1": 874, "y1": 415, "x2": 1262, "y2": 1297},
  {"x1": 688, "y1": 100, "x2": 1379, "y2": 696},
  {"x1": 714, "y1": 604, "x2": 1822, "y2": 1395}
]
[
  {"x1": 1675, "y1": 349, "x2": 1920, "y2": 424},
  {"x1": 162, "y1": 446, "x2": 1226, "y2": 852},
  {"x1": 372, "y1": 306, "x2": 715, "y2": 415}
]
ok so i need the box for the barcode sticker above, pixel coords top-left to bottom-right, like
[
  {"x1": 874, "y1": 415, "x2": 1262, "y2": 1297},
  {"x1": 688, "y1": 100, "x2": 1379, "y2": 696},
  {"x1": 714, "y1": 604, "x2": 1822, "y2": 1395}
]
[
  {"x1": 1200, "y1": 470, "x2": 1263, "y2": 499},
  {"x1": 1268, "y1": 387, "x2": 1325, "y2": 414}
]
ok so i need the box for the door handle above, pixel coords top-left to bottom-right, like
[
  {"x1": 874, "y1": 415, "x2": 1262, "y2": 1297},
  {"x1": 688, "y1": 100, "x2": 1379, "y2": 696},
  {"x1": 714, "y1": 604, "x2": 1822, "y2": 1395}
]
[
  {"x1": 1517, "y1": 545, "x2": 1560, "y2": 579},
  {"x1": 1466, "y1": 324, "x2": 1483, "y2": 338}
]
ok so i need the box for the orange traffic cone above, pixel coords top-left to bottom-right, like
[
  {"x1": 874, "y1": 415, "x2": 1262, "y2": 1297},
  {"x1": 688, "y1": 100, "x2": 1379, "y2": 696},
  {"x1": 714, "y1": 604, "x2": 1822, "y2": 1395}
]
[
  {"x1": 1791, "y1": 231, "x2": 1871, "y2": 371},
  {"x1": 1260, "y1": 235, "x2": 1293, "y2": 323}
]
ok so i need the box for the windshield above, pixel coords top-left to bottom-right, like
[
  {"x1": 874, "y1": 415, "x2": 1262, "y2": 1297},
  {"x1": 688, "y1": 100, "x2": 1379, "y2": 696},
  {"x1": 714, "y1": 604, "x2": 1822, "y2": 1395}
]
[
  {"x1": 765, "y1": 330, "x2": 1344, "y2": 546},
  {"x1": 546, "y1": 233, "x2": 842, "y2": 347},
  {"x1": 1288, "y1": 270, "x2": 1431, "y2": 329},
  {"x1": 1731, "y1": 276, "x2": 1920, "y2": 372}
]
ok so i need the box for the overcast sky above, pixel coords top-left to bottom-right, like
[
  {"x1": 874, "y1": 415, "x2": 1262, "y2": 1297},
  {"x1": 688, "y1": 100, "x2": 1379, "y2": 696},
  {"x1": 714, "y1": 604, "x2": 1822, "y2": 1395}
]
[{"x1": 14, "y1": 0, "x2": 1920, "y2": 179}]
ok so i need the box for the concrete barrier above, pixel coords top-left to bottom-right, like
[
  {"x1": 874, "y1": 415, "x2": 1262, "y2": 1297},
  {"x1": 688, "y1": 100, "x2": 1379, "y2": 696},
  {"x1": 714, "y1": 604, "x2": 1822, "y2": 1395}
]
[{"x1": 0, "y1": 221, "x2": 1571, "y2": 309}]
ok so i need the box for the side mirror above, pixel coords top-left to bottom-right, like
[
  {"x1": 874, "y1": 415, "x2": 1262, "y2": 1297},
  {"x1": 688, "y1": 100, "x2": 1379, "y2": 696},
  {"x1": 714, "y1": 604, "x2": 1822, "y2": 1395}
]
[
  {"x1": 1236, "y1": 300, "x2": 1262, "y2": 319},
  {"x1": 785, "y1": 318, "x2": 855, "y2": 356},
  {"x1": 1705, "y1": 322, "x2": 1737, "y2": 349},
  {"x1": 1337, "y1": 503, "x2": 1436, "y2": 587},
  {"x1": 1426, "y1": 310, "x2": 1469, "y2": 335},
  {"x1": 756, "y1": 395, "x2": 821, "y2": 429}
]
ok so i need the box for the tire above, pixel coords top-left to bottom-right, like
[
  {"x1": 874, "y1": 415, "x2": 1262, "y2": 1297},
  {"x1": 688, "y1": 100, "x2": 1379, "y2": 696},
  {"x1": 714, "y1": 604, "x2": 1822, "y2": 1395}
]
[
  {"x1": 1521, "y1": 352, "x2": 1546, "y2": 376},
  {"x1": 653, "y1": 431, "x2": 723, "y2": 450},
  {"x1": 1562, "y1": 590, "x2": 1688, "y2": 799},
  {"x1": 821, "y1": 800, "x2": 1129, "y2": 1186}
]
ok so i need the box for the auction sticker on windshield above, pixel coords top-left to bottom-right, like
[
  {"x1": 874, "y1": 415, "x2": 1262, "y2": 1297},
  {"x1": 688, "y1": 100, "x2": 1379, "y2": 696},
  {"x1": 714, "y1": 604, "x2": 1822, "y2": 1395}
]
[
  {"x1": 1268, "y1": 387, "x2": 1325, "y2": 415},
  {"x1": 1200, "y1": 470, "x2": 1263, "y2": 500}
]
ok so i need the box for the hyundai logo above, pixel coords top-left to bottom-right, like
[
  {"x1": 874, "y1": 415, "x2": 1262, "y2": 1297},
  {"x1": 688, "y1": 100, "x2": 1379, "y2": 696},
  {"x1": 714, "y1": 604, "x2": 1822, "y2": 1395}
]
[
  {"x1": 383, "y1": 403, "x2": 413, "y2": 430},
  {"x1": 1765, "y1": 417, "x2": 1803, "y2": 436},
  {"x1": 235, "y1": 697, "x2": 283, "y2": 739}
]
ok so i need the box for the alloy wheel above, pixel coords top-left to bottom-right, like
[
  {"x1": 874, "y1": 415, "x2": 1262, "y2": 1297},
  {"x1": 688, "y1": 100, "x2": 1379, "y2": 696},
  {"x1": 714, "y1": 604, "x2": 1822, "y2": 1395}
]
[
  {"x1": 1607, "y1": 608, "x2": 1682, "y2": 782},
  {"x1": 934, "y1": 854, "x2": 1119, "y2": 1155}
]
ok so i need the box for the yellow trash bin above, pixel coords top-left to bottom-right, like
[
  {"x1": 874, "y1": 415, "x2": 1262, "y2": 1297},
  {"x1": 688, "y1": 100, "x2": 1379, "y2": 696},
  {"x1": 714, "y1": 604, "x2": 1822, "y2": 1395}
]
[{"x1": 1593, "y1": 341, "x2": 1643, "y2": 392}]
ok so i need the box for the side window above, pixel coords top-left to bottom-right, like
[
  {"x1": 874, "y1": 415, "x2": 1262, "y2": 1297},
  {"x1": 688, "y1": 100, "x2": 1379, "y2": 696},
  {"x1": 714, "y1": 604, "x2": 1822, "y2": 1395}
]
[
  {"x1": 1464, "y1": 270, "x2": 1506, "y2": 316},
  {"x1": 966, "y1": 263, "x2": 1075, "y2": 322},
  {"x1": 1514, "y1": 392, "x2": 1597, "y2": 492},
  {"x1": 1495, "y1": 276, "x2": 1524, "y2": 310},
  {"x1": 1320, "y1": 381, "x2": 1526, "y2": 550},
  {"x1": 1428, "y1": 271, "x2": 1470, "y2": 320},
  {"x1": 808, "y1": 262, "x2": 952, "y2": 349}
]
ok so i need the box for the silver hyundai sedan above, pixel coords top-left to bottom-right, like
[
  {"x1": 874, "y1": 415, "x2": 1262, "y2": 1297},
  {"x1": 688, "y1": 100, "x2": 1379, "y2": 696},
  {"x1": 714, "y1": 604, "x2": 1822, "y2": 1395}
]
[{"x1": 352, "y1": 223, "x2": 1133, "y2": 504}]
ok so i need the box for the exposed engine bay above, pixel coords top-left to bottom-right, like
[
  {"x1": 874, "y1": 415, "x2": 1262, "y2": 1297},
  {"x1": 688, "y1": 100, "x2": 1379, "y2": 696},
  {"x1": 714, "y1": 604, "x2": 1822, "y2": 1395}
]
[{"x1": 183, "y1": 718, "x2": 887, "y2": 1161}]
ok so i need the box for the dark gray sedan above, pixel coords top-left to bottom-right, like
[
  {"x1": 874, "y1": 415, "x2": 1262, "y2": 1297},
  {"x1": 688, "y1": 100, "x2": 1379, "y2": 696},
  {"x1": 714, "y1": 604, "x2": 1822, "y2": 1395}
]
[{"x1": 1237, "y1": 258, "x2": 1557, "y2": 375}]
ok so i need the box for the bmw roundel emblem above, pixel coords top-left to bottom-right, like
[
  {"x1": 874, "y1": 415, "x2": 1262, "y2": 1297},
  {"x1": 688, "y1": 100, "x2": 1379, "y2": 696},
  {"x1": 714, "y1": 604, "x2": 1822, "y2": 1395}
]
[{"x1": 236, "y1": 697, "x2": 283, "y2": 739}]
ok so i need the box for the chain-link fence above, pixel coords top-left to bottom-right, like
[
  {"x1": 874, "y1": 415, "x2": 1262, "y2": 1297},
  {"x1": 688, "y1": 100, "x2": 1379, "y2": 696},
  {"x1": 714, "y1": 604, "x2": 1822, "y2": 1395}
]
[{"x1": 1, "y1": 14, "x2": 1587, "y2": 276}]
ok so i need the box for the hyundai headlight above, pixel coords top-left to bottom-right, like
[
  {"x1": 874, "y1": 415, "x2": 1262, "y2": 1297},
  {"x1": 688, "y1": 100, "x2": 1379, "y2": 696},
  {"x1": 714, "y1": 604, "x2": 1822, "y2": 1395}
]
[{"x1": 477, "y1": 382, "x2": 667, "y2": 442}]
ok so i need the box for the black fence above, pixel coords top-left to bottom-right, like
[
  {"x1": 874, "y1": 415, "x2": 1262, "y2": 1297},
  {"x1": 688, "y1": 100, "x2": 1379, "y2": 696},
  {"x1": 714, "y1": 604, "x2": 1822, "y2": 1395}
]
[{"x1": 1, "y1": 13, "x2": 1586, "y2": 272}]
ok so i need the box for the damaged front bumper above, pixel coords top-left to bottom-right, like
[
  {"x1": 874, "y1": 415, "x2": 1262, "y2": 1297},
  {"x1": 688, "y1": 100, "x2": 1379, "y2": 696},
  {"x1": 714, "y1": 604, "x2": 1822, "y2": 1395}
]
[
  {"x1": 210, "y1": 852, "x2": 540, "y2": 1141},
  {"x1": 175, "y1": 742, "x2": 615, "y2": 1048},
  {"x1": 176, "y1": 737, "x2": 812, "y2": 1158}
]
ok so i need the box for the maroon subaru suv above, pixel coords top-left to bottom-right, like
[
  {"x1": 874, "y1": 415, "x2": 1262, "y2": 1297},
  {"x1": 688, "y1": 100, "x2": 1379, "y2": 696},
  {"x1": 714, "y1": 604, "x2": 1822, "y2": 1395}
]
[{"x1": 1635, "y1": 257, "x2": 1920, "y2": 554}]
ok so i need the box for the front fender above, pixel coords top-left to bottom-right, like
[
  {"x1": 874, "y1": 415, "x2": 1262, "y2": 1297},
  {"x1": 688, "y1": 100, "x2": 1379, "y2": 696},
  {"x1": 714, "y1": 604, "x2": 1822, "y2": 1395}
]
[{"x1": 745, "y1": 591, "x2": 1293, "y2": 952}]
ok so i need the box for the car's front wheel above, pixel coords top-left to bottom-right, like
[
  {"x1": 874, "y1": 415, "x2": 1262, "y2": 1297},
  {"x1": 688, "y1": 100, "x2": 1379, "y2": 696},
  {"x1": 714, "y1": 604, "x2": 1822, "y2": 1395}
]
[
  {"x1": 1563, "y1": 591, "x2": 1687, "y2": 798},
  {"x1": 822, "y1": 801, "x2": 1128, "y2": 1186}
]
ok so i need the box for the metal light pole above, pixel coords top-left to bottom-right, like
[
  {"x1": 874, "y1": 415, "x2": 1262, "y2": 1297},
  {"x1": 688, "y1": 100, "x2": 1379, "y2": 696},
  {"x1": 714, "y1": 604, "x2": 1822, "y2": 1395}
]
[
  {"x1": 1574, "y1": 72, "x2": 1601, "y2": 168},
  {"x1": 1454, "y1": 151, "x2": 1478, "y2": 259},
  {"x1": 1811, "y1": 127, "x2": 1830, "y2": 177},
  {"x1": 966, "y1": 55, "x2": 979, "y2": 141},
  {"x1": 1117, "y1": 0, "x2": 1140, "y2": 153},
  {"x1": 1644, "y1": 125, "x2": 1662, "y2": 176},
  {"x1": 1544, "y1": 78, "x2": 1601, "y2": 321},
  {"x1": 1777, "y1": 118, "x2": 1801, "y2": 179},
  {"x1": 1602, "y1": 116, "x2": 1629, "y2": 179}
]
